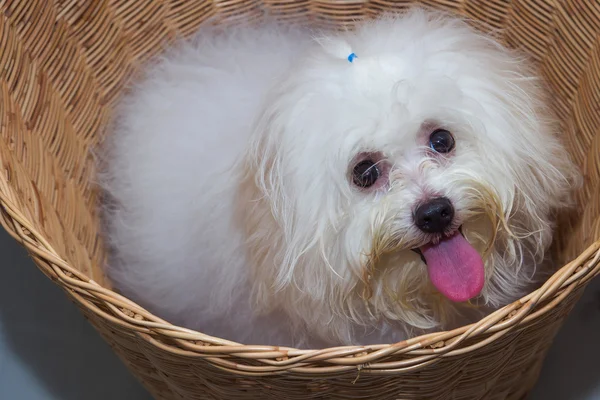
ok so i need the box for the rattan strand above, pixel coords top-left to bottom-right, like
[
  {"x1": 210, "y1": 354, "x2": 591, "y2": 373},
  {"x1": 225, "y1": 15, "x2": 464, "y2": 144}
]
[{"x1": 0, "y1": 1, "x2": 599, "y2": 399}]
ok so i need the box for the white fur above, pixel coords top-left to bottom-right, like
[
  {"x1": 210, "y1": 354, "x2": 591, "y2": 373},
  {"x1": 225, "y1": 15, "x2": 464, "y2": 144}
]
[{"x1": 99, "y1": 9, "x2": 578, "y2": 348}]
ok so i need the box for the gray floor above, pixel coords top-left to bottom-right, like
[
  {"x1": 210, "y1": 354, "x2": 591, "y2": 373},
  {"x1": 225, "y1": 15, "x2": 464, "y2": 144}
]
[{"x1": 0, "y1": 228, "x2": 598, "y2": 400}]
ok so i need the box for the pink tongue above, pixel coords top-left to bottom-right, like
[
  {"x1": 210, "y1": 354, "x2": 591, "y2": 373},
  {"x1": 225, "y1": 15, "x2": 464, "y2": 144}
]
[{"x1": 420, "y1": 232, "x2": 485, "y2": 303}]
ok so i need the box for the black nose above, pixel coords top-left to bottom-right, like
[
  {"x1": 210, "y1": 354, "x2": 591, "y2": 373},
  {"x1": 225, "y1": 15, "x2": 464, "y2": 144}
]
[{"x1": 414, "y1": 197, "x2": 454, "y2": 234}]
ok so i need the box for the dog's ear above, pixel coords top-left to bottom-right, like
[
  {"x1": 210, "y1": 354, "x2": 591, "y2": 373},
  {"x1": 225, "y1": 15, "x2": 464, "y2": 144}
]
[
  {"x1": 241, "y1": 97, "x2": 291, "y2": 229},
  {"x1": 508, "y1": 89, "x2": 580, "y2": 219},
  {"x1": 513, "y1": 58, "x2": 580, "y2": 212},
  {"x1": 236, "y1": 98, "x2": 314, "y2": 296},
  {"x1": 489, "y1": 67, "x2": 581, "y2": 272}
]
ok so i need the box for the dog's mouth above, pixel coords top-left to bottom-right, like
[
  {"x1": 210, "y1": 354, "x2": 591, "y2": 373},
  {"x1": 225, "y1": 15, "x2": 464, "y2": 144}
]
[
  {"x1": 411, "y1": 226, "x2": 485, "y2": 303},
  {"x1": 411, "y1": 226, "x2": 464, "y2": 263}
]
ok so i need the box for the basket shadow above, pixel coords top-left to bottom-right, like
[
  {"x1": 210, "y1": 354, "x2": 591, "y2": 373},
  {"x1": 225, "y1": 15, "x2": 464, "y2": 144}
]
[
  {"x1": 0, "y1": 229, "x2": 151, "y2": 400},
  {"x1": 529, "y1": 275, "x2": 600, "y2": 399}
]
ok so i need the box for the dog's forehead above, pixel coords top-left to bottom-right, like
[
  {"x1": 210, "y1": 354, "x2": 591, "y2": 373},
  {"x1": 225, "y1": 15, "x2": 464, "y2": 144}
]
[
  {"x1": 315, "y1": 55, "x2": 467, "y2": 141},
  {"x1": 290, "y1": 48, "x2": 487, "y2": 152},
  {"x1": 348, "y1": 53, "x2": 463, "y2": 102}
]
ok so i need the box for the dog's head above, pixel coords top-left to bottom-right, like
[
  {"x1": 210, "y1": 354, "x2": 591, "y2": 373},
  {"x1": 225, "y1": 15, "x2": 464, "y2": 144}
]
[{"x1": 239, "y1": 10, "x2": 578, "y2": 344}]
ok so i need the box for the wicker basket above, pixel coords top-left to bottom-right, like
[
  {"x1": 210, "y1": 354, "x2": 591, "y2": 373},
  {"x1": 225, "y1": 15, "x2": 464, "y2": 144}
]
[{"x1": 0, "y1": 0, "x2": 599, "y2": 399}]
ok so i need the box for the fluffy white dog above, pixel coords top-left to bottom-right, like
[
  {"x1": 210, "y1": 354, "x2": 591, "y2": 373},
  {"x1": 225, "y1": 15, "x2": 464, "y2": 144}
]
[{"x1": 99, "y1": 9, "x2": 577, "y2": 348}]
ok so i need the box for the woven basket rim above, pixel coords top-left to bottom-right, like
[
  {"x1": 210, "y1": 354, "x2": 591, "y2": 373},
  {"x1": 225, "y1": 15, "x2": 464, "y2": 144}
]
[
  {"x1": 1, "y1": 185, "x2": 598, "y2": 375},
  {"x1": 1, "y1": 2, "x2": 599, "y2": 389}
]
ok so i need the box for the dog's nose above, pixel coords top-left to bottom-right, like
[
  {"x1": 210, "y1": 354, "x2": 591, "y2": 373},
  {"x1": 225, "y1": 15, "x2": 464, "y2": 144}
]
[{"x1": 414, "y1": 197, "x2": 454, "y2": 234}]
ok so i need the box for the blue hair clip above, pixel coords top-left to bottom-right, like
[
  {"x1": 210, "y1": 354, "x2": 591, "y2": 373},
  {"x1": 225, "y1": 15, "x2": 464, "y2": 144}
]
[{"x1": 347, "y1": 52, "x2": 357, "y2": 63}]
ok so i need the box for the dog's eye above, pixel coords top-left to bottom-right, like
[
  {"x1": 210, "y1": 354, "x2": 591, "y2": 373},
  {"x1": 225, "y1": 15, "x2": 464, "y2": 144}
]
[
  {"x1": 352, "y1": 159, "x2": 380, "y2": 188},
  {"x1": 429, "y1": 129, "x2": 455, "y2": 153}
]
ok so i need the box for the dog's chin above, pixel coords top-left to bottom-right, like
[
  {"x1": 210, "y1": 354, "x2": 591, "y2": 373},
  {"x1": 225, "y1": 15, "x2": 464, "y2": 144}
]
[{"x1": 409, "y1": 226, "x2": 486, "y2": 303}]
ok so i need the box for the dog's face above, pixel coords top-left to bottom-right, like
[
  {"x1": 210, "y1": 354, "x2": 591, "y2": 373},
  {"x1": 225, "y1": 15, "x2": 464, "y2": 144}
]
[{"x1": 241, "y1": 12, "x2": 576, "y2": 344}]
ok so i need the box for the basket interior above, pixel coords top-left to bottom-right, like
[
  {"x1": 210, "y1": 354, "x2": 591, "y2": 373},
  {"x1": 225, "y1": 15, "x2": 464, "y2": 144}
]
[{"x1": 0, "y1": 0, "x2": 598, "y2": 288}]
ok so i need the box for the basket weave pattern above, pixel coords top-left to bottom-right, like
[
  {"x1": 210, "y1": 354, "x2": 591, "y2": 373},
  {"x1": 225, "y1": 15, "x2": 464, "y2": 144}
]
[{"x1": 0, "y1": 1, "x2": 599, "y2": 399}]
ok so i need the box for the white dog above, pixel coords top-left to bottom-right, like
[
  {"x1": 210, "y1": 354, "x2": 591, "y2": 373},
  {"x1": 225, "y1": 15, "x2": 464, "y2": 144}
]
[{"x1": 99, "y1": 9, "x2": 577, "y2": 348}]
